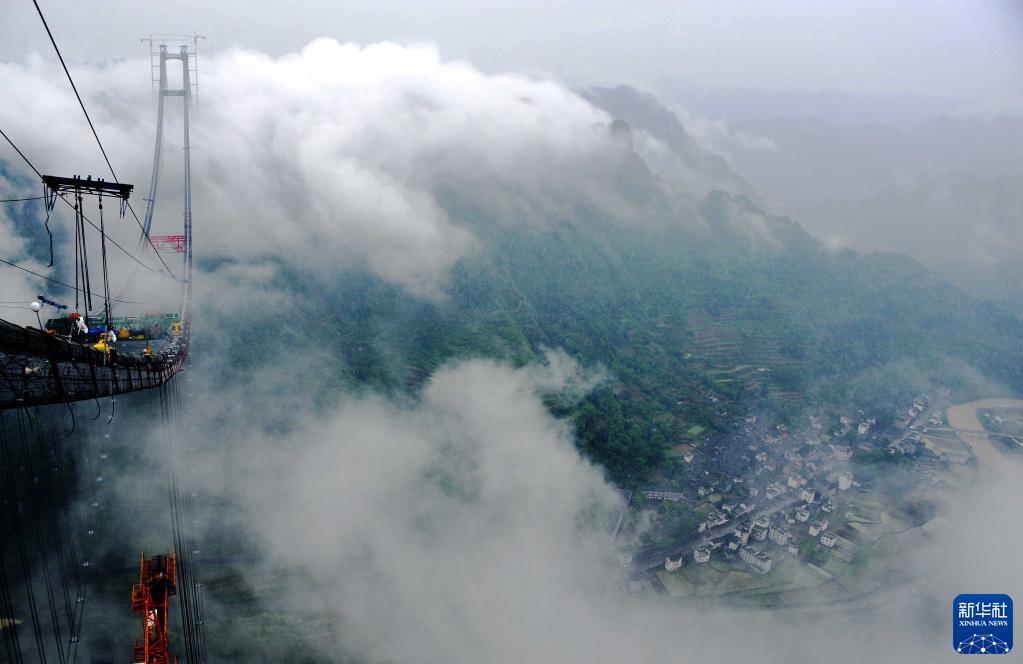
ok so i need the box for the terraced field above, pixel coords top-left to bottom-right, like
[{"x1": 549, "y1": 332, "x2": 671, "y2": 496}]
[{"x1": 685, "y1": 310, "x2": 805, "y2": 405}]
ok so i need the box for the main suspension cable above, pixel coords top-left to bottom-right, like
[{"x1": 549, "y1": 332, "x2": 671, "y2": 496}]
[
  {"x1": 1, "y1": 126, "x2": 177, "y2": 280},
  {"x1": 28, "y1": 0, "x2": 180, "y2": 279},
  {"x1": 0, "y1": 257, "x2": 150, "y2": 305}
]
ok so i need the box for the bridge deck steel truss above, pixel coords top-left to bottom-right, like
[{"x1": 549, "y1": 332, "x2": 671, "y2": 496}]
[{"x1": 0, "y1": 319, "x2": 187, "y2": 410}]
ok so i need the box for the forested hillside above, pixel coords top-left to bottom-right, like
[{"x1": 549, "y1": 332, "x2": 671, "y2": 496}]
[{"x1": 196, "y1": 171, "x2": 1023, "y2": 485}]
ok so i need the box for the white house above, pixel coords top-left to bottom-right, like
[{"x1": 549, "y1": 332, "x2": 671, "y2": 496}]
[
  {"x1": 739, "y1": 546, "x2": 773, "y2": 574},
  {"x1": 834, "y1": 445, "x2": 853, "y2": 461},
  {"x1": 809, "y1": 519, "x2": 829, "y2": 537},
  {"x1": 643, "y1": 489, "x2": 685, "y2": 502}
]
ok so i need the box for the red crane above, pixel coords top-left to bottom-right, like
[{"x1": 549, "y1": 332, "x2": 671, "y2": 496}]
[
  {"x1": 131, "y1": 552, "x2": 178, "y2": 664},
  {"x1": 147, "y1": 235, "x2": 186, "y2": 253}
]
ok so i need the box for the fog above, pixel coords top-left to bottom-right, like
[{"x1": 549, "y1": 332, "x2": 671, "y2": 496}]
[
  {"x1": 3, "y1": 1, "x2": 1022, "y2": 112},
  {"x1": 691, "y1": 112, "x2": 1023, "y2": 315},
  {"x1": 91, "y1": 341, "x2": 1019, "y2": 663},
  {"x1": 4, "y1": 39, "x2": 771, "y2": 325}
]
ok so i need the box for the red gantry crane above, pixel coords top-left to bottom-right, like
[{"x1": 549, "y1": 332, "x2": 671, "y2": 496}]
[{"x1": 131, "y1": 553, "x2": 178, "y2": 664}]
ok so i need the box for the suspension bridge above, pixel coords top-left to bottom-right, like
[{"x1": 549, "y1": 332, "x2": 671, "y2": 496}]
[{"x1": 1, "y1": 8, "x2": 208, "y2": 663}]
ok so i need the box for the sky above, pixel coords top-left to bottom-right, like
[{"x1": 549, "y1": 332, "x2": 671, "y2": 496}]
[{"x1": 1, "y1": 0, "x2": 1022, "y2": 113}]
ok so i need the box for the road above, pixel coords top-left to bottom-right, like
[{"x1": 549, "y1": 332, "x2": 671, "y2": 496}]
[{"x1": 918, "y1": 426, "x2": 1022, "y2": 440}]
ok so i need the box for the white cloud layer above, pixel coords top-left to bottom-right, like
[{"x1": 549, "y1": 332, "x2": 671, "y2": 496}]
[
  {"x1": 1, "y1": 40, "x2": 653, "y2": 302},
  {"x1": 161, "y1": 350, "x2": 1023, "y2": 664}
]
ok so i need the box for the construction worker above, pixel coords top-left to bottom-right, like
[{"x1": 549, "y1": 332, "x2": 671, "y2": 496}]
[
  {"x1": 67, "y1": 313, "x2": 84, "y2": 341},
  {"x1": 148, "y1": 570, "x2": 172, "y2": 603},
  {"x1": 148, "y1": 569, "x2": 175, "y2": 634},
  {"x1": 73, "y1": 315, "x2": 88, "y2": 341},
  {"x1": 93, "y1": 327, "x2": 116, "y2": 353}
]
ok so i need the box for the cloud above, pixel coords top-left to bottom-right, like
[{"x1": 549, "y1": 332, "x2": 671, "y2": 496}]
[
  {"x1": 123, "y1": 345, "x2": 1023, "y2": 664},
  {"x1": 821, "y1": 233, "x2": 852, "y2": 253},
  {"x1": 180, "y1": 351, "x2": 633, "y2": 662},
  {"x1": 669, "y1": 103, "x2": 778, "y2": 159},
  {"x1": 2, "y1": 40, "x2": 655, "y2": 302},
  {"x1": 0, "y1": 197, "x2": 48, "y2": 326}
]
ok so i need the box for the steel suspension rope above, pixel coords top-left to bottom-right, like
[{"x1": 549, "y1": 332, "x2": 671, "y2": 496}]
[
  {"x1": 0, "y1": 413, "x2": 49, "y2": 663},
  {"x1": 33, "y1": 407, "x2": 77, "y2": 653},
  {"x1": 0, "y1": 420, "x2": 26, "y2": 664},
  {"x1": 41, "y1": 183, "x2": 55, "y2": 266},
  {"x1": 46, "y1": 408, "x2": 82, "y2": 636},
  {"x1": 74, "y1": 193, "x2": 91, "y2": 313},
  {"x1": 61, "y1": 405, "x2": 91, "y2": 664},
  {"x1": 170, "y1": 378, "x2": 207, "y2": 662},
  {"x1": 54, "y1": 405, "x2": 85, "y2": 644},
  {"x1": 63, "y1": 405, "x2": 89, "y2": 626},
  {"x1": 158, "y1": 383, "x2": 197, "y2": 664},
  {"x1": 97, "y1": 195, "x2": 112, "y2": 328},
  {"x1": 0, "y1": 541, "x2": 25, "y2": 664},
  {"x1": 15, "y1": 409, "x2": 67, "y2": 664}
]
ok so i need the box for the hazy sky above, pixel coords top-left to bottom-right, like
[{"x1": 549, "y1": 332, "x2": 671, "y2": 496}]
[{"x1": 2, "y1": 0, "x2": 1022, "y2": 113}]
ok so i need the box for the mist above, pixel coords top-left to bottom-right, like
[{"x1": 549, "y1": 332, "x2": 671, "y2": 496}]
[
  {"x1": 1, "y1": 40, "x2": 749, "y2": 312},
  {"x1": 85, "y1": 341, "x2": 1021, "y2": 664},
  {"x1": 659, "y1": 96, "x2": 1023, "y2": 316}
]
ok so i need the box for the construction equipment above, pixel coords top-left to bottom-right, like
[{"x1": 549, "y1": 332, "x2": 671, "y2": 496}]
[{"x1": 131, "y1": 553, "x2": 178, "y2": 664}]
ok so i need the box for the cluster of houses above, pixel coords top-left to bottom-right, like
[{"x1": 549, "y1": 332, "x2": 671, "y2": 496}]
[
  {"x1": 664, "y1": 473, "x2": 853, "y2": 576},
  {"x1": 660, "y1": 394, "x2": 940, "y2": 506},
  {"x1": 645, "y1": 395, "x2": 947, "y2": 581},
  {"x1": 656, "y1": 428, "x2": 865, "y2": 575},
  {"x1": 894, "y1": 394, "x2": 931, "y2": 430}
]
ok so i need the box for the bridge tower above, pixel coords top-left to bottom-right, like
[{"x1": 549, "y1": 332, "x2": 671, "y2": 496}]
[{"x1": 141, "y1": 35, "x2": 202, "y2": 326}]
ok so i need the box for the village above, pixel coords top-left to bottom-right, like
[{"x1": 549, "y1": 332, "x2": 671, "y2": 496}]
[{"x1": 615, "y1": 390, "x2": 985, "y2": 606}]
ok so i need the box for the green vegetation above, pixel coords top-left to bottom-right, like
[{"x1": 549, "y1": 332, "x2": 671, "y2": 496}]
[
  {"x1": 200, "y1": 187, "x2": 1023, "y2": 485},
  {"x1": 682, "y1": 561, "x2": 728, "y2": 585},
  {"x1": 640, "y1": 502, "x2": 705, "y2": 547}
]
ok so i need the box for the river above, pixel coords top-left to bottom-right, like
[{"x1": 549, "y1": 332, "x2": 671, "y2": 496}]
[{"x1": 945, "y1": 398, "x2": 1023, "y2": 470}]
